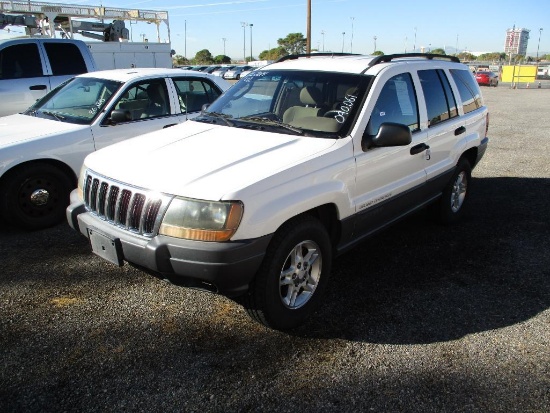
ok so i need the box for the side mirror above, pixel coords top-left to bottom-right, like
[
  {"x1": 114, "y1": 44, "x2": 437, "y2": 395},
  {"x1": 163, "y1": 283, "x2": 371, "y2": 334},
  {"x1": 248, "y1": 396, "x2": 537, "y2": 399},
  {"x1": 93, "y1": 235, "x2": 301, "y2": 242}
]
[
  {"x1": 201, "y1": 103, "x2": 210, "y2": 113},
  {"x1": 362, "y1": 122, "x2": 412, "y2": 151},
  {"x1": 109, "y1": 109, "x2": 132, "y2": 124}
]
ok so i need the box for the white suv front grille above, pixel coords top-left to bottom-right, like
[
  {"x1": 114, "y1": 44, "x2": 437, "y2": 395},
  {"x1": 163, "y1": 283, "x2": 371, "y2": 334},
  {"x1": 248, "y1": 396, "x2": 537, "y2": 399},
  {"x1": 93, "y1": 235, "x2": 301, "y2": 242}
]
[{"x1": 83, "y1": 171, "x2": 172, "y2": 237}]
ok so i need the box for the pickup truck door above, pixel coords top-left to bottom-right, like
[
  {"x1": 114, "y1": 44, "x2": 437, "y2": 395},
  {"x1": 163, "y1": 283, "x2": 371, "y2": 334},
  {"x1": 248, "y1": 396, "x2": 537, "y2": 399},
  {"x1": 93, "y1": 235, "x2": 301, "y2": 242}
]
[
  {"x1": 351, "y1": 72, "x2": 428, "y2": 238},
  {"x1": 0, "y1": 42, "x2": 51, "y2": 116},
  {"x1": 91, "y1": 78, "x2": 182, "y2": 151}
]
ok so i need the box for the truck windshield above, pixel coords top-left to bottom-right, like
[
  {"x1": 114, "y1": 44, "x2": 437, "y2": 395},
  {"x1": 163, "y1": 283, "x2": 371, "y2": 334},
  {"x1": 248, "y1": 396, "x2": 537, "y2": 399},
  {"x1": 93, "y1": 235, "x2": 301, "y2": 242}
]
[
  {"x1": 199, "y1": 69, "x2": 371, "y2": 138},
  {"x1": 25, "y1": 77, "x2": 122, "y2": 125}
]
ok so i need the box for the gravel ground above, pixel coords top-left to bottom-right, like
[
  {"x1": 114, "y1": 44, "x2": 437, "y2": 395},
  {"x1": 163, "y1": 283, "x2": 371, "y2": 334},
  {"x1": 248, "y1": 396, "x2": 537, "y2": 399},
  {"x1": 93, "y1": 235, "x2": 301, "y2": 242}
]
[{"x1": 1, "y1": 86, "x2": 549, "y2": 412}]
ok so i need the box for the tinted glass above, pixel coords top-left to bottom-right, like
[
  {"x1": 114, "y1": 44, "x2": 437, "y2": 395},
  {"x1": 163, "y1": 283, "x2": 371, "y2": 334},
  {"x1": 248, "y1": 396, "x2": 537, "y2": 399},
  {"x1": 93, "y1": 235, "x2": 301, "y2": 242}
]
[
  {"x1": 44, "y1": 42, "x2": 87, "y2": 75},
  {"x1": 0, "y1": 43, "x2": 42, "y2": 79},
  {"x1": 450, "y1": 69, "x2": 483, "y2": 114},
  {"x1": 419, "y1": 69, "x2": 457, "y2": 126}
]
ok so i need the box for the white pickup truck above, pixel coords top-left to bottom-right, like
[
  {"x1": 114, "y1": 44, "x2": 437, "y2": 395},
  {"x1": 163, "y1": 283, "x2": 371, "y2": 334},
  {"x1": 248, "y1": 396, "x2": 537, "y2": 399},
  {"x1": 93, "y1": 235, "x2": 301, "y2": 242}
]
[
  {"x1": 68, "y1": 53, "x2": 489, "y2": 330},
  {"x1": 0, "y1": 38, "x2": 173, "y2": 116}
]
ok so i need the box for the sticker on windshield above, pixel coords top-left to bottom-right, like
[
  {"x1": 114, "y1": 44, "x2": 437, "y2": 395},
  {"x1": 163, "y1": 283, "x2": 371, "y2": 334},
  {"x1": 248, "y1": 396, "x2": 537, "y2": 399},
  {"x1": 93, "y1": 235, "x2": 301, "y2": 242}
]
[
  {"x1": 89, "y1": 99, "x2": 106, "y2": 115},
  {"x1": 331, "y1": 94, "x2": 357, "y2": 124}
]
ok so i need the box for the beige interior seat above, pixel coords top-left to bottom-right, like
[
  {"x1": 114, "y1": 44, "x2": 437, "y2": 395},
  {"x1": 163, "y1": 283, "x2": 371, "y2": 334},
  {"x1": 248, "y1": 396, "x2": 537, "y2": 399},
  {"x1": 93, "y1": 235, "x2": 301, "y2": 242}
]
[{"x1": 282, "y1": 86, "x2": 324, "y2": 124}]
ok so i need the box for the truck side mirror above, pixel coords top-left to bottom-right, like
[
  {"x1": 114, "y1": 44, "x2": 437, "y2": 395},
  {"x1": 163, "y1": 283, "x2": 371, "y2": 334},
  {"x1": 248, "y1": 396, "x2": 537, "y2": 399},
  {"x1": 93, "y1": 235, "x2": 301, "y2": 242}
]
[
  {"x1": 109, "y1": 109, "x2": 132, "y2": 124},
  {"x1": 362, "y1": 122, "x2": 412, "y2": 151}
]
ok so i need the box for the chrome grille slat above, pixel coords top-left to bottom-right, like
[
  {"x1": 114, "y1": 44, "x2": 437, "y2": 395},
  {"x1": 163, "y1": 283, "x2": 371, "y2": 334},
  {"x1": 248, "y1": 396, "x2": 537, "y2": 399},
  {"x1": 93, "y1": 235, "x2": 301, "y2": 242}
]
[{"x1": 82, "y1": 171, "x2": 172, "y2": 237}]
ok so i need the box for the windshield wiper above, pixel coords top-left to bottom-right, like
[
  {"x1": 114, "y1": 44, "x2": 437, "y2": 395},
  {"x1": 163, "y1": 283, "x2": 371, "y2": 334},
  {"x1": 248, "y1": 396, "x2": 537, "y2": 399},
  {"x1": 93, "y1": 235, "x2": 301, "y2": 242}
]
[
  {"x1": 41, "y1": 111, "x2": 66, "y2": 121},
  {"x1": 240, "y1": 116, "x2": 304, "y2": 135},
  {"x1": 202, "y1": 111, "x2": 235, "y2": 127}
]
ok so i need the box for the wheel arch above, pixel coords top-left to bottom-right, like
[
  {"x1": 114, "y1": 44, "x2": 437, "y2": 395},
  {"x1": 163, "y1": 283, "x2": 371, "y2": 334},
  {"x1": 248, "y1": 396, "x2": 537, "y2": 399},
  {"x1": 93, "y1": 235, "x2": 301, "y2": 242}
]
[{"x1": 0, "y1": 158, "x2": 78, "y2": 188}]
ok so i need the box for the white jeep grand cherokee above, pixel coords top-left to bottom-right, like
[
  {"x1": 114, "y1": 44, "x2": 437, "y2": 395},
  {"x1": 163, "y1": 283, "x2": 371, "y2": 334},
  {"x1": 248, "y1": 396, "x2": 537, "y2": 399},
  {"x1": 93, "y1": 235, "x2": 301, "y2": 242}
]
[{"x1": 67, "y1": 53, "x2": 489, "y2": 330}]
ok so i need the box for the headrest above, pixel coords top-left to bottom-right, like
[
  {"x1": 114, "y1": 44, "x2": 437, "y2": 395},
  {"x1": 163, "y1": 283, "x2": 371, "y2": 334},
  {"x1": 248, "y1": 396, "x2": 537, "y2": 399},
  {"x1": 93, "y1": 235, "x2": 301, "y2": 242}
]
[{"x1": 300, "y1": 86, "x2": 323, "y2": 106}]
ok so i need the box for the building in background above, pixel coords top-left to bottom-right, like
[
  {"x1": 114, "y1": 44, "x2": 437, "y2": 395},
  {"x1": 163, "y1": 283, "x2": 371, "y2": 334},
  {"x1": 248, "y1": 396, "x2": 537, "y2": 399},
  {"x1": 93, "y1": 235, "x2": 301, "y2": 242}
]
[{"x1": 504, "y1": 27, "x2": 530, "y2": 56}]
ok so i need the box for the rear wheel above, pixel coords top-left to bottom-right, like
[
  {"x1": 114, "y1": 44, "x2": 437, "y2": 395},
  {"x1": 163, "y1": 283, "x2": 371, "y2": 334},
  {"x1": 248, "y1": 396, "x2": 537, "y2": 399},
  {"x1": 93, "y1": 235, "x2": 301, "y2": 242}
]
[
  {"x1": 0, "y1": 163, "x2": 74, "y2": 230},
  {"x1": 431, "y1": 158, "x2": 472, "y2": 224},
  {"x1": 241, "y1": 215, "x2": 332, "y2": 330}
]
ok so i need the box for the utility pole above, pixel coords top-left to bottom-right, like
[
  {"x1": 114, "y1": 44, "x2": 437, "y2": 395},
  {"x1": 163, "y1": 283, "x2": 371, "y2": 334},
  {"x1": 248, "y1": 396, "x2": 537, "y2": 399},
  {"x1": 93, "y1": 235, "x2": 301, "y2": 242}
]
[
  {"x1": 241, "y1": 22, "x2": 247, "y2": 63},
  {"x1": 250, "y1": 23, "x2": 253, "y2": 61},
  {"x1": 222, "y1": 37, "x2": 226, "y2": 56},
  {"x1": 306, "y1": 0, "x2": 311, "y2": 53}
]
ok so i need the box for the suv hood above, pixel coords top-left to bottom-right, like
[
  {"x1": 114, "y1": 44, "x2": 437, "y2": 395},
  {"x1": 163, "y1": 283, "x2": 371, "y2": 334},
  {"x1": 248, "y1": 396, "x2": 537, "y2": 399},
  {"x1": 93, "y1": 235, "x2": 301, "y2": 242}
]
[
  {"x1": 85, "y1": 121, "x2": 339, "y2": 200},
  {"x1": 0, "y1": 114, "x2": 83, "y2": 148}
]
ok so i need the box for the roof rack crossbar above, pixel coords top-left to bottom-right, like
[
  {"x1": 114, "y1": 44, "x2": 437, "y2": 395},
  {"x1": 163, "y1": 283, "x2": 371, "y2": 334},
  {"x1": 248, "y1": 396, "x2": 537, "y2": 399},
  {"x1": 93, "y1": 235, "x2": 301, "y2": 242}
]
[
  {"x1": 275, "y1": 52, "x2": 359, "y2": 63},
  {"x1": 368, "y1": 53, "x2": 460, "y2": 67}
]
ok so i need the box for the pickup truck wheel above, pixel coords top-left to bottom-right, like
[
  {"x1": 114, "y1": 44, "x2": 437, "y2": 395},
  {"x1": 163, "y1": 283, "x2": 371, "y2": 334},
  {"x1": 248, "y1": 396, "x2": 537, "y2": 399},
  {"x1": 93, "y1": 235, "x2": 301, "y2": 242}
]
[
  {"x1": 242, "y1": 216, "x2": 332, "y2": 330},
  {"x1": 433, "y1": 158, "x2": 472, "y2": 224},
  {"x1": 0, "y1": 163, "x2": 73, "y2": 230}
]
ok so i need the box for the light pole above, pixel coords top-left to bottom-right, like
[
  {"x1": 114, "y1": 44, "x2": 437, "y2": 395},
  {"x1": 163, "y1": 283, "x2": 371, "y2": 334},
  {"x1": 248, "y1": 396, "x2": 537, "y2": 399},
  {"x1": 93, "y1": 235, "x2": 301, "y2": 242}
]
[
  {"x1": 249, "y1": 23, "x2": 253, "y2": 61},
  {"x1": 536, "y1": 28, "x2": 543, "y2": 80},
  {"x1": 321, "y1": 30, "x2": 325, "y2": 52},
  {"x1": 341, "y1": 32, "x2": 345, "y2": 53},
  {"x1": 242, "y1": 22, "x2": 248, "y2": 62},
  {"x1": 373, "y1": 36, "x2": 377, "y2": 53},
  {"x1": 184, "y1": 20, "x2": 187, "y2": 59},
  {"x1": 222, "y1": 37, "x2": 226, "y2": 56},
  {"x1": 350, "y1": 17, "x2": 354, "y2": 53},
  {"x1": 413, "y1": 27, "x2": 417, "y2": 52}
]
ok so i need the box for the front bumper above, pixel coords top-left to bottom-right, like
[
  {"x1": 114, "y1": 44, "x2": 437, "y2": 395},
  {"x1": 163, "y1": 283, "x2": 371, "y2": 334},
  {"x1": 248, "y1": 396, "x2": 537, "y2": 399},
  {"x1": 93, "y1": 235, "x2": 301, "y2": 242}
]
[{"x1": 67, "y1": 200, "x2": 271, "y2": 297}]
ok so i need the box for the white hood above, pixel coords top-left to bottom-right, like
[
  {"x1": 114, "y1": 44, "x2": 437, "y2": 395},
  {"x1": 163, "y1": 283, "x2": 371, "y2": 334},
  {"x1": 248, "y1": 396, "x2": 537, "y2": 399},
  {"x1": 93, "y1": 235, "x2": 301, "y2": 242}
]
[
  {"x1": 84, "y1": 121, "x2": 339, "y2": 200},
  {"x1": 0, "y1": 114, "x2": 84, "y2": 148}
]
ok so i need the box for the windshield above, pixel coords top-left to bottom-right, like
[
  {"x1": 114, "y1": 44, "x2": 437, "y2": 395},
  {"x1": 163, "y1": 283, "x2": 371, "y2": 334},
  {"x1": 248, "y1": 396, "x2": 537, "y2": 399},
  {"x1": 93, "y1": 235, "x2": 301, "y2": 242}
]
[
  {"x1": 25, "y1": 77, "x2": 122, "y2": 125},
  {"x1": 199, "y1": 69, "x2": 371, "y2": 138}
]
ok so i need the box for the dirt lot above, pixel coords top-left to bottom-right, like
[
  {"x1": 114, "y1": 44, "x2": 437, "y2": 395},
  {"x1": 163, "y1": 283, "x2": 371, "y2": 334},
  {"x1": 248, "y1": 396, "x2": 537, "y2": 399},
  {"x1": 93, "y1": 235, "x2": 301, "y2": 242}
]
[{"x1": 1, "y1": 86, "x2": 549, "y2": 412}]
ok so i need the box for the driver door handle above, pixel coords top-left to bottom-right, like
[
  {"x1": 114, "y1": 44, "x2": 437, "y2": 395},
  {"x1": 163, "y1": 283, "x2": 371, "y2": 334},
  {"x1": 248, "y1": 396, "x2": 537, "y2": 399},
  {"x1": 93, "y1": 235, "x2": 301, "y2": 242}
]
[{"x1": 410, "y1": 143, "x2": 430, "y2": 155}]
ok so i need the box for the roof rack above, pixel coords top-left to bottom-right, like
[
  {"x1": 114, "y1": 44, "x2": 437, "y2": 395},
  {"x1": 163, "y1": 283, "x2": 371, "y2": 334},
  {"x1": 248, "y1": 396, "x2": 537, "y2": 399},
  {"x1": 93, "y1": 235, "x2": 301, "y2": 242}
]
[
  {"x1": 368, "y1": 53, "x2": 460, "y2": 67},
  {"x1": 275, "y1": 52, "x2": 359, "y2": 63}
]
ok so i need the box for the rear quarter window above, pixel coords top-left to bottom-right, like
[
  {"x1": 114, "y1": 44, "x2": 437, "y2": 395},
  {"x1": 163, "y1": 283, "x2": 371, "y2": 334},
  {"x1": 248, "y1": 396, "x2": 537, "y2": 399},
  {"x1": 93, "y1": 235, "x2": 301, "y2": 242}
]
[{"x1": 450, "y1": 69, "x2": 483, "y2": 114}]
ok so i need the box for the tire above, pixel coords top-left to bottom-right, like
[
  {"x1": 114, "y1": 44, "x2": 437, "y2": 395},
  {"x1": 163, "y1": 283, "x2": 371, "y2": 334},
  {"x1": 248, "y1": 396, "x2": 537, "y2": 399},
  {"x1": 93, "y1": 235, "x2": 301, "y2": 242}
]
[
  {"x1": 431, "y1": 158, "x2": 472, "y2": 224},
  {"x1": 241, "y1": 215, "x2": 332, "y2": 330},
  {"x1": 0, "y1": 162, "x2": 74, "y2": 230}
]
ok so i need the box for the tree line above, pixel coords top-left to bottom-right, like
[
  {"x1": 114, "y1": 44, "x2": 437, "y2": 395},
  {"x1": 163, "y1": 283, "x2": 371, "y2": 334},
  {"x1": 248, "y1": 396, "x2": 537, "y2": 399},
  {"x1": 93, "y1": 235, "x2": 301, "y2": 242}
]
[{"x1": 172, "y1": 33, "x2": 550, "y2": 65}]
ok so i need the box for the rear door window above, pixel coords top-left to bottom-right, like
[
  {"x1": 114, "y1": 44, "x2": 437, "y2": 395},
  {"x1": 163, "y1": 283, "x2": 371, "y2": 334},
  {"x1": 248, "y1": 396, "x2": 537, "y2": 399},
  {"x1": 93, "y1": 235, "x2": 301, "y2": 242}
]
[
  {"x1": 418, "y1": 69, "x2": 458, "y2": 127},
  {"x1": 173, "y1": 78, "x2": 223, "y2": 113},
  {"x1": 450, "y1": 69, "x2": 483, "y2": 114},
  {"x1": 44, "y1": 42, "x2": 88, "y2": 76}
]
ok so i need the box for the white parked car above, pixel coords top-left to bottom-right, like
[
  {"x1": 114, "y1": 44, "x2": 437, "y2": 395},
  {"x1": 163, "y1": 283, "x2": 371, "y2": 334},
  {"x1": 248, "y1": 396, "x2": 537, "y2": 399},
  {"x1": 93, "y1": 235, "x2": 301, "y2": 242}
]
[
  {"x1": 68, "y1": 53, "x2": 489, "y2": 330},
  {"x1": 223, "y1": 65, "x2": 254, "y2": 80},
  {"x1": 0, "y1": 68, "x2": 230, "y2": 229}
]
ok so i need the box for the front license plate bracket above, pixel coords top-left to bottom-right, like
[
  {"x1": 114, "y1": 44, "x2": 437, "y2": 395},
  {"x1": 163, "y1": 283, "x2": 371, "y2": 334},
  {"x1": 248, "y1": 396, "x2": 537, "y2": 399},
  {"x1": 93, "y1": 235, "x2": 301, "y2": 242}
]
[{"x1": 88, "y1": 228, "x2": 123, "y2": 266}]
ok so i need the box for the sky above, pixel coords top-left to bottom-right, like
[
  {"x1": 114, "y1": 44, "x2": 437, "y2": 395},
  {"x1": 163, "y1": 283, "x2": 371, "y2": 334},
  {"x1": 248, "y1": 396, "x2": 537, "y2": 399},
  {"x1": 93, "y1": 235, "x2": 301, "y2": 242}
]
[{"x1": 1, "y1": 0, "x2": 549, "y2": 61}]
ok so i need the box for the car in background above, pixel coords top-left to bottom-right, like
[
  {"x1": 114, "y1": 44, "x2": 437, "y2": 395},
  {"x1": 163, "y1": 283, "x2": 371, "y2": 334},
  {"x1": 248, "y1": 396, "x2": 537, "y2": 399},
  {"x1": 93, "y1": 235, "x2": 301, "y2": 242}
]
[
  {"x1": 475, "y1": 71, "x2": 499, "y2": 87},
  {"x1": 239, "y1": 66, "x2": 263, "y2": 79},
  {"x1": 223, "y1": 65, "x2": 254, "y2": 80},
  {"x1": 211, "y1": 65, "x2": 236, "y2": 77},
  {"x1": 0, "y1": 68, "x2": 230, "y2": 230},
  {"x1": 203, "y1": 65, "x2": 222, "y2": 74}
]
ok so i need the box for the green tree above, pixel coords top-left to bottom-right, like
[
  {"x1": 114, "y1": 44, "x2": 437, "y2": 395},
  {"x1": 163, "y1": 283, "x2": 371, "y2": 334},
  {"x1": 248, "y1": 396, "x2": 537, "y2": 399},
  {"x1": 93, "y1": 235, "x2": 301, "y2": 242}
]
[
  {"x1": 172, "y1": 54, "x2": 189, "y2": 66},
  {"x1": 457, "y1": 52, "x2": 476, "y2": 62},
  {"x1": 477, "y1": 52, "x2": 506, "y2": 62},
  {"x1": 372, "y1": 50, "x2": 384, "y2": 56},
  {"x1": 194, "y1": 49, "x2": 214, "y2": 64},
  {"x1": 259, "y1": 46, "x2": 287, "y2": 60},
  {"x1": 277, "y1": 33, "x2": 307, "y2": 55},
  {"x1": 214, "y1": 55, "x2": 231, "y2": 64},
  {"x1": 430, "y1": 48, "x2": 446, "y2": 55}
]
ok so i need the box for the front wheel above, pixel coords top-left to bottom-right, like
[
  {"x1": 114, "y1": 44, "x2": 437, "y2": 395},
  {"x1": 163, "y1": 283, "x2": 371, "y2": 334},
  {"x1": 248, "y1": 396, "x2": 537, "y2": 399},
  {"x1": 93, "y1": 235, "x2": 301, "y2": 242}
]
[
  {"x1": 431, "y1": 158, "x2": 472, "y2": 224},
  {"x1": 241, "y1": 215, "x2": 332, "y2": 330},
  {"x1": 0, "y1": 163, "x2": 74, "y2": 230}
]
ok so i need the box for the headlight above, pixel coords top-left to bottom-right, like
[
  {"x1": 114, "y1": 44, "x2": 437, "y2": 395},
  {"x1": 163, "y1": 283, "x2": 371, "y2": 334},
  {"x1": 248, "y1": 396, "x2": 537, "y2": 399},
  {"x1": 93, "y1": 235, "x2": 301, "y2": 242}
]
[
  {"x1": 159, "y1": 197, "x2": 243, "y2": 241},
  {"x1": 77, "y1": 164, "x2": 87, "y2": 201}
]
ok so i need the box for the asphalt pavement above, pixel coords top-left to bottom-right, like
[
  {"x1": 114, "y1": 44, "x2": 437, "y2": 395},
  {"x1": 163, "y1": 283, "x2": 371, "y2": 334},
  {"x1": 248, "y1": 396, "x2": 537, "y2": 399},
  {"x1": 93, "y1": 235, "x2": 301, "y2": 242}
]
[{"x1": 1, "y1": 86, "x2": 549, "y2": 412}]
